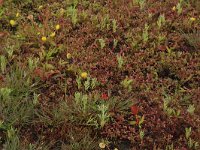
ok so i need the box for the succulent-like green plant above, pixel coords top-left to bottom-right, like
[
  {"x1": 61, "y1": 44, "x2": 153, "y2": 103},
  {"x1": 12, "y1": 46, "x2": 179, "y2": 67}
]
[
  {"x1": 0, "y1": 55, "x2": 7, "y2": 74},
  {"x1": 112, "y1": 19, "x2": 117, "y2": 33},
  {"x1": 187, "y1": 104, "x2": 195, "y2": 115},
  {"x1": 97, "y1": 104, "x2": 110, "y2": 128},
  {"x1": 157, "y1": 14, "x2": 165, "y2": 29},
  {"x1": 67, "y1": 5, "x2": 78, "y2": 26},
  {"x1": 139, "y1": 130, "x2": 145, "y2": 140},
  {"x1": 121, "y1": 77, "x2": 133, "y2": 92},
  {"x1": 117, "y1": 55, "x2": 124, "y2": 69},
  {"x1": 142, "y1": 23, "x2": 149, "y2": 43},
  {"x1": 98, "y1": 39, "x2": 106, "y2": 49}
]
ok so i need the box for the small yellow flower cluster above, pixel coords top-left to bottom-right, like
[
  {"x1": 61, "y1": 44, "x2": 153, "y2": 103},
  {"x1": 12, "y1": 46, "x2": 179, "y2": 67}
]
[
  {"x1": 190, "y1": 17, "x2": 196, "y2": 21},
  {"x1": 9, "y1": 12, "x2": 20, "y2": 27},
  {"x1": 41, "y1": 36, "x2": 47, "y2": 42},
  {"x1": 81, "y1": 72, "x2": 88, "y2": 79},
  {"x1": 9, "y1": 20, "x2": 16, "y2": 27},
  {"x1": 41, "y1": 24, "x2": 61, "y2": 42},
  {"x1": 49, "y1": 24, "x2": 61, "y2": 38},
  {"x1": 55, "y1": 24, "x2": 60, "y2": 30}
]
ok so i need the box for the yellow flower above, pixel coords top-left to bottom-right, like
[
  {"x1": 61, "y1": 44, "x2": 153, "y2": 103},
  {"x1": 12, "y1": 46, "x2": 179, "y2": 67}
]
[
  {"x1": 55, "y1": 24, "x2": 60, "y2": 30},
  {"x1": 99, "y1": 142, "x2": 106, "y2": 149},
  {"x1": 81, "y1": 72, "x2": 88, "y2": 79},
  {"x1": 41, "y1": 36, "x2": 47, "y2": 42},
  {"x1": 67, "y1": 53, "x2": 72, "y2": 59},
  {"x1": 172, "y1": 6, "x2": 176, "y2": 11},
  {"x1": 190, "y1": 17, "x2": 196, "y2": 21},
  {"x1": 50, "y1": 32, "x2": 56, "y2": 37},
  {"x1": 38, "y1": 5, "x2": 43, "y2": 9},
  {"x1": 114, "y1": 148, "x2": 118, "y2": 150},
  {"x1": 10, "y1": 20, "x2": 16, "y2": 26},
  {"x1": 16, "y1": 13, "x2": 20, "y2": 17}
]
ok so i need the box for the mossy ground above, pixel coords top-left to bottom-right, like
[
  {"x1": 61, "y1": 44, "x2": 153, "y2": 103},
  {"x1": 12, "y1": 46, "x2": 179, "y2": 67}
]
[{"x1": 0, "y1": 0, "x2": 200, "y2": 149}]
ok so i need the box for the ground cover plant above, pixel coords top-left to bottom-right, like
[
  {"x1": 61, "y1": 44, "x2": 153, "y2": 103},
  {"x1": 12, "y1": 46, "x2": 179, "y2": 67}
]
[{"x1": 0, "y1": 0, "x2": 200, "y2": 149}]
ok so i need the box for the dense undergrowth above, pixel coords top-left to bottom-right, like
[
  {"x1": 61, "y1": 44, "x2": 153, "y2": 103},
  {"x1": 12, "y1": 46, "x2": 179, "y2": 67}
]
[{"x1": 0, "y1": 0, "x2": 200, "y2": 149}]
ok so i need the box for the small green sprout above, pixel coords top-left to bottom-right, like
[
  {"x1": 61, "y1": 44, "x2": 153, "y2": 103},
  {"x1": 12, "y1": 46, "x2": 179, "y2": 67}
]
[
  {"x1": 187, "y1": 104, "x2": 195, "y2": 115},
  {"x1": 117, "y1": 55, "x2": 124, "y2": 69},
  {"x1": 185, "y1": 127, "x2": 192, "y2": 139},
  {"x1": 98, "y1": 39, "x2": 106, "y2": 49},
  {"x1": 139, "y1": 130, "x2": 145, "y2": 140}
]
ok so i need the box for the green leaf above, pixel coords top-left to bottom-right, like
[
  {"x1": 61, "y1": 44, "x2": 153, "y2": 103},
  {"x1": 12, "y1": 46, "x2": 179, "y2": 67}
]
[{"x1": 129, "y1": 121, "x2": 137, "y2": 125}]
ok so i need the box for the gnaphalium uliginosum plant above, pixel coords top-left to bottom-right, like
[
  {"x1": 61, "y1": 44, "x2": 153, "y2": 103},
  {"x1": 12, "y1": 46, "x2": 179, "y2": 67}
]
[{"x1": 97, "y1": 104, "x2": 110, "y2": 128}]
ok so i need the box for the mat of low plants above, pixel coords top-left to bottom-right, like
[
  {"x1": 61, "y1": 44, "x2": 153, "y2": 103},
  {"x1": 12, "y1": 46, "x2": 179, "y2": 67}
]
[{"x1": 0, "y1": 0, "x2": 200, "y2": 149}]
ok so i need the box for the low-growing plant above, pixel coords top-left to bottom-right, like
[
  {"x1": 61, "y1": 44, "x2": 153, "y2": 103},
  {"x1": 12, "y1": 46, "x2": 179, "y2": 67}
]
[
  {"x1": 165, "y1": 143, "x2": 174, "y2": 150},
  {"x1": 3, "y1": 127, "x2": 20, "y2": 150},
  {"x1": 187, "y1": 104, "x2": 195, "y2": 115},
  {"x1": 185, "y1": 127, "x2": 199, "y2": 149},
  {"x1": 76, "y1": 76, "x2": 82, "y2": 90},
  {"x1": 157, "y1": 33, "x2": 166, "y2": 44},
  {"x1": 162, "y1": 92, "x2": 181, "y2": 117},
  {"x1": 97, "y1": 103, "x2": 110, "y2": 128},
  {"x1": 98, "y1": 14, "x2": 111, "y2": 31},
  {"x1": 74, "y1": 92, "x2": 89, "y2": 114},
  {"x1": 0, "y1": 65, "x2": 36, "y2": 126},
  {"x1": 98, "y1": 39, "x2": 106, "y2": 49},
  {"x1": 1, "y1": 0, "x2": 200, "y2": 149},
  {"x1": 0, "y1": 55, "x2": 7, "y2": 74},
  {"x1": 33, "y1": 92, "x2": 40, "y2": 105},
  {"x1": 185, "y1": 127, "x2": 192, "y2": 139},
  {"x1": 166, "y1": 46, "x2": 175, "y2": 55},
  {"x1": 67, "y1": 5, "x2": 78, "y2": 26},
  {"x1": 112, "y1": 19, "x2": 117, "y2": 33},
  {"x1": 117, "y1": 55, "x2": 124, "y2": 69},
  {"x1": 176, "y1": 2, "x2": 182, "y2": 15},
  {"x1": 76, "y1": 76, "x2": 99, "y2": 91},
  {"x1": 27, "y1": 142, "x2": 50, "y2": 150},
  {"x1": 113, "y1": 39, "x2": 118, "y2": 49},
  {"x1": 4, "y1": 45, "x2": 15, "y2": 59},
  {"x1": 139, "y1": 129, "x2": 145, "y2": 141},
  {"x1": 28, "y1": 57, "x2": 39, "y2": 71},
  {"x1": 136, "y1": 0, "x2": 146, "y2": 10},
  {"x1": 181, "y1": 29, "x2": 200, "y2": 50},
  {"x1": 0, "y1": 6, "x2": 5, "y2": 19},
  {"x1": 85, "y1": 77, "x2": 99, "y2": 91},
  {"x1": 121, "y1": 77, "x2": 133, "y2": 92},
  {"x1": 187, "y1": 138, "x2": 199, "y2": 149},
  {"x1": 142, "y1": 23, "x2": 149, "y2": 43},
  {"x1": 61, "y1": 128, "x2": 97, "y2": 150},
  {"x1": 157, "y1": 14, "x2": 165, "y2": 29}
]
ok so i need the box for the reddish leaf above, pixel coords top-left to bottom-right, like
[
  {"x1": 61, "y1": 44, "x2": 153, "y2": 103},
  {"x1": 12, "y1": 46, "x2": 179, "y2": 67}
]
[
  {"x1": 131, "y1": 105, "x2": 139, "y2": 115},
  {"x1": 157, "y1": 45, "x2": 166, "y2": 51},
  {"x1": 0, "y1": 75, "x2": 4, "y2": 81},
  {"x1": 44, "y1": 70, "x2": 60, "y2": 80},
  {"x1": 34, "y1": 68, "x2": 43, "y2": 78},
  {"x1": 0, "y1": 32, "x2": 5, "y2": 38},
  {"x1": 101, "y1": 93, "x2": 109, "y2": 100},
  {"x1": 0, "y1": 0, "x2": 3, "y2": 5}
]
